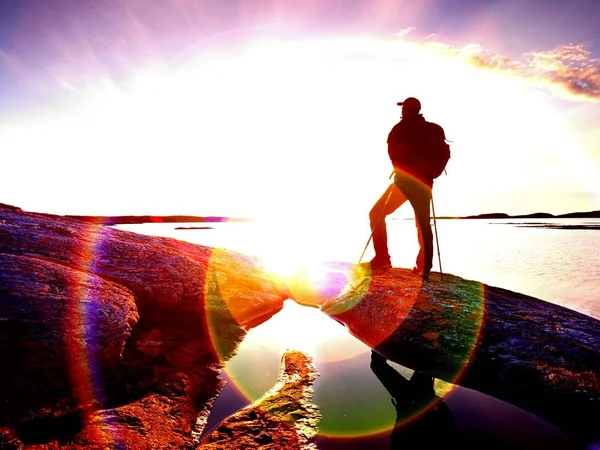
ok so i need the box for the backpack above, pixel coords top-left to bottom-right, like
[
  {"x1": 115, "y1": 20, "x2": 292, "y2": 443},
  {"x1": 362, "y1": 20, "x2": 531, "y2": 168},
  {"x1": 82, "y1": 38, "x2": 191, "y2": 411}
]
[{"x1": 423, "y1": 122, "x2": 451, "y2": 179}]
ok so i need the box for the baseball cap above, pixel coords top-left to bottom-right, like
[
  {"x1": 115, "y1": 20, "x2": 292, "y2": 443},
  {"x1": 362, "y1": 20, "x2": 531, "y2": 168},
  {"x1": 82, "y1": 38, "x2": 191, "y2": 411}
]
[{"x1": 397, "y1": 97, "x2": 421, "y2": 111}]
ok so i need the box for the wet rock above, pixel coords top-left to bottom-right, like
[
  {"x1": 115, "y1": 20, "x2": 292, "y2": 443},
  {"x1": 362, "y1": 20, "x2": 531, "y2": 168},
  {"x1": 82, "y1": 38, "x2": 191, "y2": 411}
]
[
  {"x1": 311, "y1": 266, "x2": 600, "y2": 446},
  {"x1": 197, "y1": 350, "x2": 321, "y2": 449},
  {"x1": 0, "y1": 204, "x2": 288, "y2": 448}
]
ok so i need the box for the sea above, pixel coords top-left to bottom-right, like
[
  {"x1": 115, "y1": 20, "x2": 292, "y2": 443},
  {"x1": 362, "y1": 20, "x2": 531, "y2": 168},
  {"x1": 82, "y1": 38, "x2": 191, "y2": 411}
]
[
  {"x1": 115, "y1": 217, "x2": 600, "y2": 321},
  {"x1": 114, "y1": 217, "x2": 600, "y2": 449}
]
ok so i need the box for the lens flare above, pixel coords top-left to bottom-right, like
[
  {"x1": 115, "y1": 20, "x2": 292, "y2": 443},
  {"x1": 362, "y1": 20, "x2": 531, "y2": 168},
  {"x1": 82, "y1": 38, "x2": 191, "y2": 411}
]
[{"x1": 65, "y1": 224, "x2": 115, "y2": 443}]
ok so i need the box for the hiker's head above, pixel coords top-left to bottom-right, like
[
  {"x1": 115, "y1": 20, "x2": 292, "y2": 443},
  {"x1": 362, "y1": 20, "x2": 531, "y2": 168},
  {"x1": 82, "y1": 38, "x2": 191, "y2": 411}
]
[{"x1": 397, "y1": 97, "x2": 421, "y2": 117}]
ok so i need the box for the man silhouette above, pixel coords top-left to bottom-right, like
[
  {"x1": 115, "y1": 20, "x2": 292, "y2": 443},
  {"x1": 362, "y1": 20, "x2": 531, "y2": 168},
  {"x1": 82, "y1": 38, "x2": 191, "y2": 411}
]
[{"x1": 368, "y1": 97, "x2": 441, "y2": 279}]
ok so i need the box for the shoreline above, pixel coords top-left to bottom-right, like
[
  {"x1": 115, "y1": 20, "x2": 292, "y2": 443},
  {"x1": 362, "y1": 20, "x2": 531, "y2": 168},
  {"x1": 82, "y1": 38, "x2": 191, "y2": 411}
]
[
  {"x1": 64, "y1": 214, "x2": 254, "y2": 225},
  {"x1": 2, "y1": 204, "x2": 598, "y2": 225},
  {"x1": 70, "y1": 212, "x2": 600, "y2": 225}
]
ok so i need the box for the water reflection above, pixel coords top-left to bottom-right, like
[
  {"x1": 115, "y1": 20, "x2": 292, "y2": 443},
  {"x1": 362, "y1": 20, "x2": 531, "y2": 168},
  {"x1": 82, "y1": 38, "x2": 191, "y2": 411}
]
[
  {"x1": 201, "y1": 302, "x2": 586, "y2": 449},
  {"x1": 369, "y1": 351, "x2": 453, "y2": 449}
]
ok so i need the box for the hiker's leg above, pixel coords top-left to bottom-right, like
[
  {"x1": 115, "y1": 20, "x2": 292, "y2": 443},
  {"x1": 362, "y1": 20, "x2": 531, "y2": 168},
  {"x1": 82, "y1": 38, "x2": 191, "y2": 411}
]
[
  {"x1": 414, "y1": 192, "x2": 433, "y2": 272},
  {"x1": 369, "y1": 184, "x2": 406, "y2": 262},
  {"x1": 405, "y1": 184, "x2": 433, "y2": 272}
]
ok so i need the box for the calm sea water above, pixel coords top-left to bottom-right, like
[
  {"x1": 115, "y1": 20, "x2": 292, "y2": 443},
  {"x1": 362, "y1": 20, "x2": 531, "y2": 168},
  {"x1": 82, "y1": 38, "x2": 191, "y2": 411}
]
[
  {"x1": 198, "y1": 301, "x2": 593, "y2": 449},
  {"x1": 114, "y1": 219, "x2": 600, "y2": 448},
  {"x1": 116, "y1": 217, "x2": 600, "y2": 320}
]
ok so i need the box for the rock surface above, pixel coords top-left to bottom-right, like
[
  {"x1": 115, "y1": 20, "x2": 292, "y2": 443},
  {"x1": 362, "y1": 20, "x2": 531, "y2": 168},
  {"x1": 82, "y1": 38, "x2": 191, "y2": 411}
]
[
  {"x1": 0, "y1": 204, "x2": 287, "y2": 448},
  {"x1": 2, "y1": 202, "x2": 600, "y2": 448},
  {"x1": 309, "y1": 265, "x2": 600, "y2": 446},
  {"x1": 197, "y1": 350, "x2": 321, "y2": 449}
]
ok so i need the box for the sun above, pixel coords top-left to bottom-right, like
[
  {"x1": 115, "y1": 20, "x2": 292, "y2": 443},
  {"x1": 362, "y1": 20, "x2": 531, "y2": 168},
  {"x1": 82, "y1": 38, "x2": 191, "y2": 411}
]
[
  {"x1": 257, "y1": 239, "x2": 322, "y2": 280},
  {"x1": 242, "y1": 299, "x2": 368, "y2": 364}
]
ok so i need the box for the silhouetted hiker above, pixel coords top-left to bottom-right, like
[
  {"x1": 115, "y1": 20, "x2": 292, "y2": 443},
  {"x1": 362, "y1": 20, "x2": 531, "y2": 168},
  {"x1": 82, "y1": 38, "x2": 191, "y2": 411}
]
[
  {"x1": 367, "y1": 97, "x2": 450, "y2": 279},
  {"x1": 370, "y1": 350, "x2": 454, "y2": 449}
]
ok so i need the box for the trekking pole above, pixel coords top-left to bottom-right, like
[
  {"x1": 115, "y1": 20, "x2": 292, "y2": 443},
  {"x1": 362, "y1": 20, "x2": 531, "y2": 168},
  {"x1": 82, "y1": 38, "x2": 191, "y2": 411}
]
[
  {"x1": 357, "y1": 186, "x2": 394, "y2": 266},
  {"x1": 430, "y1": 195, "x2": 444, "y2": 282}
]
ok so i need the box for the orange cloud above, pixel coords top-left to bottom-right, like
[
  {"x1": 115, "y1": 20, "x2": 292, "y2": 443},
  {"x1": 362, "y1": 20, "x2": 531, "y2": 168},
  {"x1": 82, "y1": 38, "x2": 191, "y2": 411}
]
[
  {"x1": 420, "y1": 40, "x2": 600, "y2": 102},
  {"x1": 527, "y1": 44, "x2": 600, "y2": 100}
]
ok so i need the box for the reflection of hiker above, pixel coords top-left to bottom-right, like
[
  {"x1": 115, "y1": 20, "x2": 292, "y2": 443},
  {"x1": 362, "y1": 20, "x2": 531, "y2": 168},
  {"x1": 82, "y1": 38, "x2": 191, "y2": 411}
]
[
  {"x1": 370, "y1": 350, "x2": 453, "y2": 449},
  {"x1": 368, "y1": 97, "x2": 450, "y2": 279}
]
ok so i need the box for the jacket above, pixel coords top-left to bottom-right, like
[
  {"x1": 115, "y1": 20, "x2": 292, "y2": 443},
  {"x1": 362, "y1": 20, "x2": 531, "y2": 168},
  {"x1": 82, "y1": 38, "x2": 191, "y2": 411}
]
[{"x1": 387, "y1": 114, "x2": 434, "y2": 187}]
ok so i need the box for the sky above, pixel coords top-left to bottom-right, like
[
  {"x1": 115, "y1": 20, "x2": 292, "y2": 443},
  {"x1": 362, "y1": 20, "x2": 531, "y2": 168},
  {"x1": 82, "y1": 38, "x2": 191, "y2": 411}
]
[{"x1": 1, "y1": 0, "x2": 599, "y2": 220}]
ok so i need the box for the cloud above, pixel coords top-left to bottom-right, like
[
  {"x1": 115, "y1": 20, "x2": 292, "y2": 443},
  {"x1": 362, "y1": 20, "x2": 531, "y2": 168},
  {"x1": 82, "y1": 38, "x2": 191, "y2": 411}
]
[
  {"x1": 420, "y1": 41, "x2": 600, "y2": 102},
  {"x1": 526, "y1": 44, "x2": 600, "y2": 100},
  {"x1": 395, "y1": 27, "x2": 416, "y2": 38}
]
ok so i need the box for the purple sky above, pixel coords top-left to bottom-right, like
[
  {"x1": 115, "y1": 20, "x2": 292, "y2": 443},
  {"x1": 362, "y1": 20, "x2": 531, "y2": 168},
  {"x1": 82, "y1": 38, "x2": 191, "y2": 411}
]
[
  {"x1": 1, "y1": 0, "x2": 599, "y2": 217},
  {"x1": 1, "y1": 0, "x2": 599, "y2": 112}
]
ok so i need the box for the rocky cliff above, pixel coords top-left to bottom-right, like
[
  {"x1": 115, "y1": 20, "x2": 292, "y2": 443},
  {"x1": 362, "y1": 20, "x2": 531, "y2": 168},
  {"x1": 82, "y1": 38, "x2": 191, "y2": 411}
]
[
  {"x1": 0, "y1": 203, "x2": 294, "y2": 449},
  {"x1": 1, "y1": 203, "x2": 599, "y2": 448}
]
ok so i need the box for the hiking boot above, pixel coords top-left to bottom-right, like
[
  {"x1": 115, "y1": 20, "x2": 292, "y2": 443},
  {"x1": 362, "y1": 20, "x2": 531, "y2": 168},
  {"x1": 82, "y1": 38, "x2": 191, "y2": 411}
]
[
  {"x1": 411, "y1": 266, "x2": 430, "y2": 280},
  {"x1": 369, "y1": 258, "x2": 392, "y2": 271}
]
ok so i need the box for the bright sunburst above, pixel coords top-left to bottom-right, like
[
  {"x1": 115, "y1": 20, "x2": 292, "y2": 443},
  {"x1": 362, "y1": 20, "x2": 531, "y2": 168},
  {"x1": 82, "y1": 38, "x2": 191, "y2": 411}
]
[
  {"x1": 243, "y1": 300, "x2": 367, "y2": 363},
  {"x1": 3, "y1": 32, "x2": 596, "y2": 217}
]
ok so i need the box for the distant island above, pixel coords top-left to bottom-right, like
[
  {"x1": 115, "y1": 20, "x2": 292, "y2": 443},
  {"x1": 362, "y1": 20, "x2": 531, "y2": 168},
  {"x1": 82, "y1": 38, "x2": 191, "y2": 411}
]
[
  {"x1": 59, "y1": 210, "x2": 600, "y2": 231},
  {"x1": 65, "y1": 215, "x2": 254, "y2": 225},
  {"x1": 1, "y1": 203, "x2": 598, "y2": 225},
  {"x1": 443, "y1": 210, "x2": 600, "y2": 220},
  {"x1": 66, "y1": 210, "x2": 600, "y2": 225}
]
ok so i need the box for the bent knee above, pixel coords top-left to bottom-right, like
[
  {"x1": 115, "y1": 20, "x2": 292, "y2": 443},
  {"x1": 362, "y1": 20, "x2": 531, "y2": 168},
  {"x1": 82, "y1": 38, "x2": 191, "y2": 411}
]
[{"x1": 369, "y1": 208, "x2": 384, "y2": 224}]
